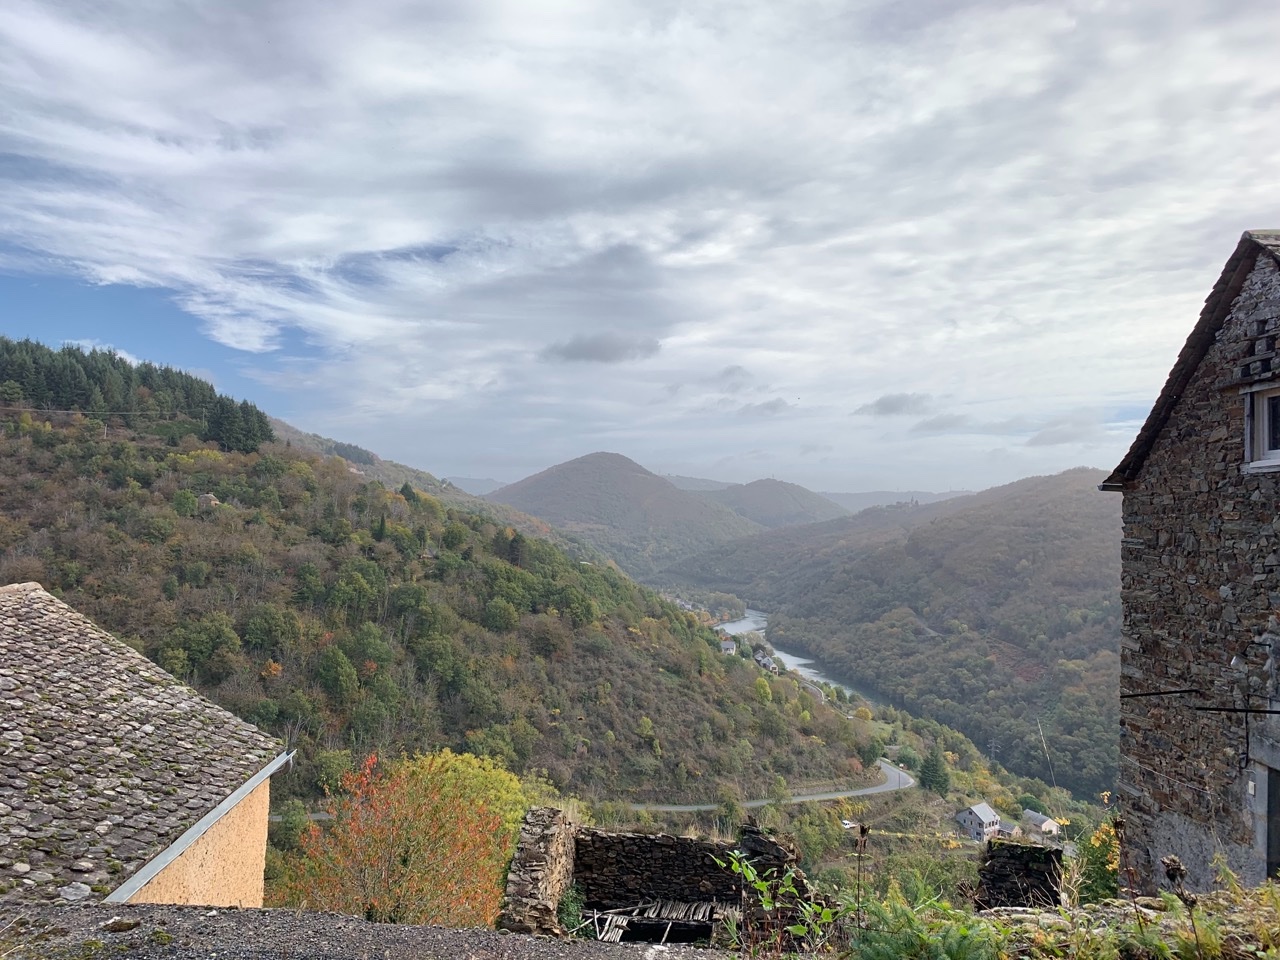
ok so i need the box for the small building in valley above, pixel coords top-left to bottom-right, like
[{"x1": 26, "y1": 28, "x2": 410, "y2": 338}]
[
  {"x1": 956, "y1": 802, "x2": 1001, "y2": 843},
  {"x1": 0, "y1": 582, "x2": 290, "y2": 906},
  {"x1": 1102, "y1": 230, "x2": 1280, "y2": 889},
  {"x1": 753, "y1": 652, "x2": 779, "y2": 674},
  {"x1": 719, "y1": 638, "x2": 737, "y2": 655},
  {"x1": 1021, "y1": 810, "x2": 1060, "y2": 839}
]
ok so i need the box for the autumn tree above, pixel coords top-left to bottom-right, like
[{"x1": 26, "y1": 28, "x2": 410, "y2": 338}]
[{"x1": 278, "y1": 751, "x2": 529, "y2": 926}]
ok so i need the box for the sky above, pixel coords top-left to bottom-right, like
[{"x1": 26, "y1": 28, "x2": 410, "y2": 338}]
[{"x1": 3, "y1": 0, "x2": 1280, "y2": 493}]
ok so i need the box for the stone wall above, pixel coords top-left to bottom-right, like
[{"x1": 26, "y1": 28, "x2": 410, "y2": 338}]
[
  {"x1": 974, "y1": 840, "x2": 1061, "y2": 909},
  {"x1": 496, "y1": 808, "x2": 576, "y2": 936},
  {"x1": 497, "y1": 809, "x2": 809, "y2": 939},
  {"x1": 573, "y1": 830, "x2": 738, "y2": 909},
  {"x1": 1119, "y1": 249, "x2": 1280, "y2": 890}
]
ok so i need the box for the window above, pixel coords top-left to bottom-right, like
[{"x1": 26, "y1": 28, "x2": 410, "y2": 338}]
[{"x1": 1246, "y1": 386, "x2": 1280, "y2": 471}]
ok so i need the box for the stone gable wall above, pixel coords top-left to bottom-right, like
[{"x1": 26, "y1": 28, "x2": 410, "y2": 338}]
[{"x1": 1120, "y1": 250, "x2": 1280, "y2": 890}]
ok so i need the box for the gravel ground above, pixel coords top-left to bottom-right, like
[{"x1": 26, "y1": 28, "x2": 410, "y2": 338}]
[{"x1": 0, "y1": 903, "x2": 731, "y2": 960}]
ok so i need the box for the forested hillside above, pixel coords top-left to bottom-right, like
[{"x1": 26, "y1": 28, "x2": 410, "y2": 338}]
[
  {"x1": 0, "y1": 337, "x2": 273, "y2": 453},
  {"x1": 663, "y1": 469, "x2": 1121, "y2": 797},
  {"x1": 0, "y1": 410, "x2": 874, "y2": 805},
  {"x1": 269, "y1": 417, "x2": 566, "y2": 546},
  {"x1": 486, "y1": 452, "x2": 764, "y2": 579}
]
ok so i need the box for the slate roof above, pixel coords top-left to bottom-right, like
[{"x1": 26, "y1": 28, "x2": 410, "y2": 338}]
[
  {"x1": 1022, "y1": 810, "x2": 1058, "y2": 830},
  {"x1": 960, "y1": 802, "x2": 999, "y2": 824},
  {"x1": 0, "y1": 583, "x2": 283, "y2": 904},
  {"x1": 1101, "y1": 230, "x2": 1280, "y2": 491}
]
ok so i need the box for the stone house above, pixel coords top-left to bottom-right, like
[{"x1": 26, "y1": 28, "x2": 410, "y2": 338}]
[
  {"x1": 0, "y1": 582, "x2": 290, "y2": 906},
  {"x1": 1102, "y1": 230, "x2": 1280, "y2": 890},
  {"x1": 1021, "y1": 810, "x2": 1060, "y2": 839},
  {"x1": 753, "y1": 652, "x2": 779, "y2": 674},
  {"x1": 956, "y1": 802, "x2": 1001, "y2": 843},
  {"x1": 719, "y1": 638, "x2": 737, "y2": 655}
]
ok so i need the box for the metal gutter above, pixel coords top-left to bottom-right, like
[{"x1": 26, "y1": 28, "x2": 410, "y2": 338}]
[{"x1": 105, "y1": 750, "x2": 294, "y2": 904}]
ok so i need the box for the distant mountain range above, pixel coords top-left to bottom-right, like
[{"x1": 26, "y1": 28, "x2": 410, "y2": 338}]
[
  {"x1": 482, "y1": 454, "x2": 976, "y2": 580},
  {"x1": 485, "y1": 453, "x2": 764, "y2": 579},
  {"x1": 698, "y1": 478, "x2": 849, "y2": 528},
  {"x1": 663, "y1": 474, "x2": 737, "y2": 492},
  {"x1": 665, "y1": 473, "x2": 968, "y2": 514},
  {"x1": 818, "y1": 489, "x2": 970, "y2": 512}
]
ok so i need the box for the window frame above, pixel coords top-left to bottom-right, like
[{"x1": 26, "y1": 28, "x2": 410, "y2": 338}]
[{"x1": 1244, "y1": 383, "x2": 1280, "y2": 473}]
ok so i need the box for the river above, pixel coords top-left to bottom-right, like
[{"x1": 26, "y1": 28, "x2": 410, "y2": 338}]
[{"x1": 716, "y1": 609, "x2": 882, "y2": 706}]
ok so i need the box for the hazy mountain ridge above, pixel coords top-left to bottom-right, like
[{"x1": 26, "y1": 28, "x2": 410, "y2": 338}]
[
  {"x1": 485, "y1": 452, "x2": 765, "y2": 579},
  {"x1": 663, "y1": 473, "x2": 737, "y2": 491},
  {"x1": 661, "y1": 468, "x2": 1121, "y2": 796},
  {"x1": 819, "y1": 489, "x2": 972, "y2": 513},
  {"x1": 695, "y1": 477, "x2": 849, "y2": 528},
  {"x1": 446, "y1": 476, "x2": 508, "y2": 496}
]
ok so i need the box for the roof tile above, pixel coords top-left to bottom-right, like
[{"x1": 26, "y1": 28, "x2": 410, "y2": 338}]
[{"x1": 0, "y1": 583, "x2": 282, "y2": 904}]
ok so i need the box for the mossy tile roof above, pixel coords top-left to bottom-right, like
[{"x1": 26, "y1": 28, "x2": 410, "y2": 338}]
[{"x1": 0, "y1": 583, "x2": 281, "y2": 904}]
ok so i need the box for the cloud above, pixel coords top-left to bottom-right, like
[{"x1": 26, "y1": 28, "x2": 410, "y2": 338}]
[
  {"x1": 1, "y1": 0, "x2": 1279, "y2": 488},
  {"x1": 63, "y1": 338, "x2": 141, "y2": 366},
  {"x1": 1026, "y1": 412, "x2": 1105, "y2": 447},
  {"x1": 714, "y1": 365, "x2": 754, "y2": 394},
  {"x1": 737, "y1": 398, "x2": 793, "y2": 417},
  {"x1": 911, "y1": 414, "x2": 970, "y2": 434},
  {"x1": 856, "y1": 393, "x2": 934, "y2": 416},
  {"x1": 541, "y1": 332, "x2": 661, "y2": 364}
]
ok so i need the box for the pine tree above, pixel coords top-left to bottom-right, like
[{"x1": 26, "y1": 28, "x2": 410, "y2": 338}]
[{"x1": 918, "y1": 742, "x2": 950, "y2": 795}]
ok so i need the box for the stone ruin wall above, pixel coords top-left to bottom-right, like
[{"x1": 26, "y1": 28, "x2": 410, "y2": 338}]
[
  {"x1": 975, "y1": 840, "x2": 1062, "y2": 910},
  {"x1": 496, "y1": 808, "x2": 576, "y2": 936},
  {"x1": 572, "y1": 829, "x2": 738, "y2": 908},
  {"x1": 496, "y1": 810, "x2": 808, "y2": 938},
  {"x1": 1120, "y1": 250, "x2": 1280, "y2": 890}
]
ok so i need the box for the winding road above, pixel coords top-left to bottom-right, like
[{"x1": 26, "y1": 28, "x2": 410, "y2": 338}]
[
  {"x1": 627, "y1": 759, "x2": 915, "y2": 813},
  {"x1": 276, "y1": 760, "x2": 915, "y2": 823}
]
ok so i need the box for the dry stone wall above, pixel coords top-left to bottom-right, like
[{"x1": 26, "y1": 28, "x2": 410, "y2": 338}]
[
  {"x1": 496, "y1": 808, "x2": 576, "y2": 936},
  {"x1": 497, "y1": 809, "x2": 808, "y2": 939},
  {"x1": 975, "y1": 841, "x2": 1061, "y2": 909},
  {"x1": 572, "y1": 830, "x2": 737, "y2": 908},
  {"x1": 1120, "y1": 250, "x2": 1280, "y2": 890}
]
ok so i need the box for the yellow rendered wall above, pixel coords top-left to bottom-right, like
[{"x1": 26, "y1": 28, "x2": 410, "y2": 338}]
[{"x1": 128, "y1": 778, "x2": 270, "y2": 907}]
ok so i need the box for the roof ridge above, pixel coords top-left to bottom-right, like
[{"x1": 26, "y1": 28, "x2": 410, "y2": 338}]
[
  {"x1": 0, "y1": 581, "x2": 46, "y2": 594},
  {"x1": 1101, "y1": 231, "x2": 1280, "y2": 490}
]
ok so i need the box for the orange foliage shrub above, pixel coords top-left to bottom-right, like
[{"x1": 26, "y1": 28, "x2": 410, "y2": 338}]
[{"x1": 280, "y1": 753, "x2": 514, "y2": 926}]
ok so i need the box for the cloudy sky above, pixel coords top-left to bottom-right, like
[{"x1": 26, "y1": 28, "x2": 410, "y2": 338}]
[{"x1": 3, "y1": 0, "x2": 1279, "y2": 492}]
